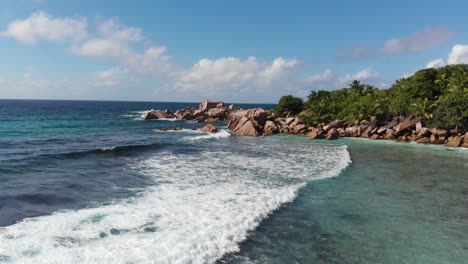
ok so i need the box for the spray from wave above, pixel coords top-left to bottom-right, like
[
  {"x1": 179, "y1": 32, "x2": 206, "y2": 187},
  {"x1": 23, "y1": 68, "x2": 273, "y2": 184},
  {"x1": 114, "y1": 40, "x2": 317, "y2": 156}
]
[{"x1": 181, "y1": 129, "x2": 231, "y2": 141}]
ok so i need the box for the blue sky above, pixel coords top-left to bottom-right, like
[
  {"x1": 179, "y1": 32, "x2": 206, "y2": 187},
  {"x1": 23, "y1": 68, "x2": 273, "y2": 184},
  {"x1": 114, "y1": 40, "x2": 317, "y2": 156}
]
[{"x1": 0, "y1": 0, "x2": 467, "y2": 103}]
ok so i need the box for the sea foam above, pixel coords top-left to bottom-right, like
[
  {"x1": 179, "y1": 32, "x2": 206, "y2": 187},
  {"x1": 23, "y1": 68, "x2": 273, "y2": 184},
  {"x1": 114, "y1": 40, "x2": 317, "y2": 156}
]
[
  {"x1": 181, "y1": 129, "x2": 231, "y2": 141},
  {"x1": 0, "y1": 140, "x2": 351, "y2": 264}
]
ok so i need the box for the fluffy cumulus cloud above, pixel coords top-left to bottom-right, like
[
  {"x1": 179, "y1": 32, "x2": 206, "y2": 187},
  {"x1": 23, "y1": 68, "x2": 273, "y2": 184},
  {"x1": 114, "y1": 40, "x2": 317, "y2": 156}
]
[
  {"x1": 96, "y1": 19, "x2": 142, "y2": 43},
  {"x1": 68, "y1": 18, "x2": 171, "y2": 77},
  {"x1": 2, "y1": 11, "x2": 301, "y2": 100},
  {"x1": 448, "y1": 44, "x2": 468, "y2": 64},
  {"x1": 2, "y1": 11, "x2": 87, "y2": 44},
  {"x1": 257, "y1": 58, "x2": 300, "y2": 87},
  {"x1": 299, "y1": 69, "x2": 334, "y2": 86},
  {"x1": 425, "y1": 44, "x2": 468, "y2": 69},
  {"x1": 340, "y1": 68, "x2": 381, "y2": 84},
  {"x1": 69, "y1": 38, "x2": 124, "y2": 57},
  {"x1": 426, "y1": 58, "x2": 445, "y2": 68},
  {"x1": 340, "y1": 27, "x2": 454, "y2": 61},
  {"x1": 173, "y1": 57, "x2": 299, "y2": 92},
  {"x1": 92, "y1": 67, "x2": 127, "y2": 87}
]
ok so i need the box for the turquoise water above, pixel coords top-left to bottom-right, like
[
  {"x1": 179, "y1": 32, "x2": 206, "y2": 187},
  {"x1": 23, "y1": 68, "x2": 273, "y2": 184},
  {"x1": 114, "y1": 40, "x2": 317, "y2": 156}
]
[
  {"x1": 223, "y1": 137, "x2": 468, "y2": 264},
  {"x1": 1, "y1": 100, "x2": 467, "y2": 263}
]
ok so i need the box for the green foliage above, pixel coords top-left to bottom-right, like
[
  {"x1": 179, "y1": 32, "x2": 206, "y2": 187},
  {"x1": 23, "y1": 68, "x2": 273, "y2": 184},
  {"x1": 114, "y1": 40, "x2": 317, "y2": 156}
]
[
  {"x1": 274, "y1": 95, "x2": 304, "y2": 116},
  {"x1": 283, "y1": 64, "x2": 468, "y2": 130}
]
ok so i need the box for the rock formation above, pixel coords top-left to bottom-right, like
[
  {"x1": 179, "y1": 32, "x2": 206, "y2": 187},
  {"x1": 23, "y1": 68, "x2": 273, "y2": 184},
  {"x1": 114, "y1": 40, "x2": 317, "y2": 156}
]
[
  {"x1": 141, "y1": 99, "x2": 467, "y2": 148},
  {"x1": 200, "y1": 124, "x2": 218, "y2": 133},
  {"x1": 227, "y1": 108, "x2": 268, "y2": 136},
  {"x1": 141, "y1": 110, "x2": 175, "y2": 120}
]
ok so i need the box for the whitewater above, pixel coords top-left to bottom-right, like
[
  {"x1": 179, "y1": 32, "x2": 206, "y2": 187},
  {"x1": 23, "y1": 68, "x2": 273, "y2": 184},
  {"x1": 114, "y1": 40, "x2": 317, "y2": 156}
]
[{"x1": 0, "y1": 132, "x2": 351, "y2": 264}]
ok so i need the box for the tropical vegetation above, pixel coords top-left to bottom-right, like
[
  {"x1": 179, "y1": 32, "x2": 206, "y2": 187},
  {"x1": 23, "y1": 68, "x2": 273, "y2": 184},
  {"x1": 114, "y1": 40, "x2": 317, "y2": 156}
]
[{"x1": 275, "y1": 64, "x2": 468, "y2": 131}]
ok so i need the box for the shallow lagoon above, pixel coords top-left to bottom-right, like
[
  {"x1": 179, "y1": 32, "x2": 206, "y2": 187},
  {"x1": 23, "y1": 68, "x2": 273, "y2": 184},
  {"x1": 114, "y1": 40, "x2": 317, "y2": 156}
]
[{"x1": 223, "y1": 137, "x2": 468, "y2": 264}]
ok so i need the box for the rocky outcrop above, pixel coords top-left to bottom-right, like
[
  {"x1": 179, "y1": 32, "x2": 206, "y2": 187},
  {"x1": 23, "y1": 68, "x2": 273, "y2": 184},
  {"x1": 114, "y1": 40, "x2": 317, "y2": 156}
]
[
  {"x1": 206, "y1": 107, "x2": 226, "y2": 119},
  {"x1": 175, "y1": 107, "x2": 195, "y2": 120},
  {"x1": 142, "y1": 99, "x2": 231, "y2": 123},
  {"x1": 323, "y1": 120, "x2": 344, "y2": 133},
  {"x1": 141, "y1": 111, "x2": 159, "y2": 120},
  {"x1": 305, "y1": 128, "x2": 324, "y2": 139},
  {"x1": 199, "y1": 99, "x2": 225, "y2": 112},
  {"x1": 140, "y1": 99, "x2": 467, "y2": 147},
  {"x1": 395, "y1": 116, "x2": 422, "y2": 133},
  {"x1": 446, "y1": 136, "x2": 462, "y2": 147},
  {"x1": 142, "y1": 110, "x2": 174, "y2": 120},
  {"x1": 227, "y1": 108, "x2": 267, "y2": 136},
  {"x1": 325, "y1": 129, "x2": 339, "y2": 140},
  {"x1": 264, "y1": 120, "x2": 279, "y2": 136},
  {"x1": 200, "y1": 124, "x2": 218, "y2": 133}
]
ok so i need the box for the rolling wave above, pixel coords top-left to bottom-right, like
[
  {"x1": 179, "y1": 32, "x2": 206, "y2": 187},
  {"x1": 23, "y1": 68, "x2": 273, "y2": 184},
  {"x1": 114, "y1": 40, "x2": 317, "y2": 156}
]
[{"x1": 0, "y1": 140, "x2": 351, "y2": 264}]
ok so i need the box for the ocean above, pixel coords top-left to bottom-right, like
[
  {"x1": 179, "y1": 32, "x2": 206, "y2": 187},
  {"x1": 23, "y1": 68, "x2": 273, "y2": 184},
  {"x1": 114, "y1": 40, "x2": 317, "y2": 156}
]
[{"x1": 0, "y1": 100, "x2": 467, "y2": 264}]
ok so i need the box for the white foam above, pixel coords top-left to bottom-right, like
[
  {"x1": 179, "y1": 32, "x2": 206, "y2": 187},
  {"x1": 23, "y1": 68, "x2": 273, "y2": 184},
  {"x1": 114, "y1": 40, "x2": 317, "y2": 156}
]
[
  {"x1": 0, "y1": 140, "x2": 351, "y2": 264},
  {"x1": 154, "y1": 128, "x2": 202, "y2": 134},
  {"x1": 181, "y1": 129, "x2": 231, "y2": 141},
  {"x1": 157, "y1": 118, "x2": 178, "y2": 122}
]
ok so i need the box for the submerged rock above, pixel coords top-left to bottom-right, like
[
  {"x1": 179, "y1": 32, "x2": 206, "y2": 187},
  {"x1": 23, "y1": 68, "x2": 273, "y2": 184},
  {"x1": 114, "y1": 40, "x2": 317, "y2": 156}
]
[
  {"x1": 200, "y1": 124, "x2": 218, "y2": 133},
  {"x1": 160, "y1": 127, "x2": 183, "y2": 131}
]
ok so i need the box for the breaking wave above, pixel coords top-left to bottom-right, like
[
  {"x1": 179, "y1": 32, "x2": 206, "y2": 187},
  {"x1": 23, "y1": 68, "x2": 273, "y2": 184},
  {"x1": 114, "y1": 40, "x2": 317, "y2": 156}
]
[{"x1": 0, "y1": 139, "x2": 351, "y2": 264}]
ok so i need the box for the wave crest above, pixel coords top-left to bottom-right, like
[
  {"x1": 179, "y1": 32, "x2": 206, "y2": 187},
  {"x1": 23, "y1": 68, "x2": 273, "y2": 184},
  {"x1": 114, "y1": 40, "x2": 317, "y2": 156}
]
[
  {"x1": 0, "y1": 140, "x2": 351, "y2": 263},
  {"x1": 181, "y1": 129, "x2": 231, "y2": 141}
]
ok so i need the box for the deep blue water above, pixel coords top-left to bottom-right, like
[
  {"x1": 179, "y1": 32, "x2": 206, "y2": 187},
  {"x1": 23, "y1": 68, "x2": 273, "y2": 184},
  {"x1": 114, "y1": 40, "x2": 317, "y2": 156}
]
[
  {"x1": 0, "y1": 100, "x2": 275, "y2": 227},
  {"x1": 0, "y1": 100, "x2": 467, "y2": 264}
]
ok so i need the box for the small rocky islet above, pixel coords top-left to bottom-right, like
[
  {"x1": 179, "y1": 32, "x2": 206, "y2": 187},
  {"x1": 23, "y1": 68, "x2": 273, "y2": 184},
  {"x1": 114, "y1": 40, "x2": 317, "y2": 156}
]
[{"x1": 144, "y1": 99, "x2": 468, "y2": 148}]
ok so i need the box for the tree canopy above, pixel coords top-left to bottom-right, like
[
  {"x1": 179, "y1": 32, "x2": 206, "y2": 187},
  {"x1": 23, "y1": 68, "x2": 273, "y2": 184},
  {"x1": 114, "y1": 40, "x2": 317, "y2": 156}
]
[
  {"x1": 291, "y1": 64, "x2": 468, "y2": 130},
  {"x1": 274, "y1": 95, "x2": 305, "y2": 116}
]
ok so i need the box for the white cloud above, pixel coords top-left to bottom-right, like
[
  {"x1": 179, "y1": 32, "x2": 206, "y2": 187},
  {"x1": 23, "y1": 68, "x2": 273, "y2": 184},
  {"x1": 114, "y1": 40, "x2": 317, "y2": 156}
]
[
  {"x1": 380, "y1": 27, "x2": 454, "y2": 55},
  {"x1": 174, "y1": 57, "x2": 259, "y2": 90},
  {"x1": 426, "y1": 58, "x2": 445, "y2": 68},
  {"x1": 2, "y1": 11, "x2": 87, "y2": 44},
  {"x1": 257, "y1": 57, "x2": 299, "y2": 87},
  {"x1": 97, "y1": 19, "x2": 142, "y2": 43},
  {"x1": 122, "y1": 46, "x2": 171, "y2": 75},
  {"x1": 341, "y1": 68, "x2": 381, "y2": 84},
  {"x1": 69, "y1": 38, "x2": 124, "y2": 57},
  {"x1": 448, "y1": 44, "x2": 468, "y2": 64},
  {"x1": 68, "y1": 17, "x2": 171, "y2": 77},
  {"x1": 340, "y1": 27, "x2": 454, "y2": 61},
  {"x1": 299, "y1": 69, "x2": 334, "y2": 86},
  {"x1": 173, "y1": 57, "x2": 299, "y2": 92},
  {"x1": 92, "y1": 67, "x2": 127, "y2": 86}
]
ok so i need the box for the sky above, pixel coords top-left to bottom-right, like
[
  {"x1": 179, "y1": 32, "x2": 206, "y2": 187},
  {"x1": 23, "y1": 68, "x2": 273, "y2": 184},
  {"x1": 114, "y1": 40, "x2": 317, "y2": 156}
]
[{"x1": 0, "y1": 0, "x2": 467, "y2": 103}]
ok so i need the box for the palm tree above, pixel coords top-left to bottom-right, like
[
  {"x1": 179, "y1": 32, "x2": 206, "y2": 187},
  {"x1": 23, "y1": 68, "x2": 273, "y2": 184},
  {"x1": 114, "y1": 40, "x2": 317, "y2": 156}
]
[
  {"x1": 411, "y1": 98, "x2": 437, "y2": 120},
  {"x1": 447, "y1": 67, "x2": 468, "y2": 93},
  {"x1": 348, "y1": 80, "x2": 365, "y2": 96}
]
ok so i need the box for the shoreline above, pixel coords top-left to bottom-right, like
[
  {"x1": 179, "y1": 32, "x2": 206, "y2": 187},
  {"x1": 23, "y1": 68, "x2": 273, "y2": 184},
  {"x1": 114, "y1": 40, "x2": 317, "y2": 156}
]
[{"x1": 144, "y1": 99, "x2": 468, "y2": 149}]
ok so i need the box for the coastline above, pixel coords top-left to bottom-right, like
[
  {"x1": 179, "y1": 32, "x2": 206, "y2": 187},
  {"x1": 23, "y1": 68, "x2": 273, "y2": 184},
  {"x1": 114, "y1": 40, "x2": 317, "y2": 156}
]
[{"x1": 145, "y1": 99, "x2": 468, "y2": 149}]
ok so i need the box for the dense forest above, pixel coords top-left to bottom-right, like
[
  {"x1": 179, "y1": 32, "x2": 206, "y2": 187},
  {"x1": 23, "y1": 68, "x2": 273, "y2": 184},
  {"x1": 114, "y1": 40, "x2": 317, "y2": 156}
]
[{"x1": 275, "y1": 64, "x2": 468, "y2": 131}]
